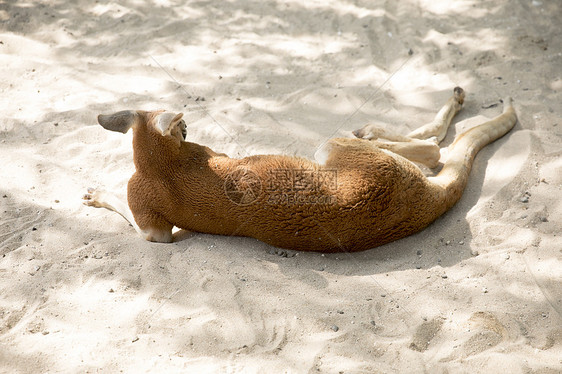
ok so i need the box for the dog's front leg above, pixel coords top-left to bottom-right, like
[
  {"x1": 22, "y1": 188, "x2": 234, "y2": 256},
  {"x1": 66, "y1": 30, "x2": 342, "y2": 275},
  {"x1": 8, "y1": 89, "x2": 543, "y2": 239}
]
[{"x1": 83, "y1": 187, "x2": 173, "y2": 242}]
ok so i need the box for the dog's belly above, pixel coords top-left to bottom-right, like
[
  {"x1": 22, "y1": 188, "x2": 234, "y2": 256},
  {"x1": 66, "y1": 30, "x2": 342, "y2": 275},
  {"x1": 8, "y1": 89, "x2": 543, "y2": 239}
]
[{"x1": 173, "y1": 200, "x2": 427, "y2": 252}]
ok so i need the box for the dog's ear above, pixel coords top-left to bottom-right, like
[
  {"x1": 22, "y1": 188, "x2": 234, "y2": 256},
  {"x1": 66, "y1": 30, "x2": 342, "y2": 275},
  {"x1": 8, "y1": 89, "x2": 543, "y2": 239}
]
[
  {"x1": 97, "y1": 110, "x2": 138, "y2": 134},
  {"x1": 155, "y1": 112, "x2": 184, "y2": 136}
]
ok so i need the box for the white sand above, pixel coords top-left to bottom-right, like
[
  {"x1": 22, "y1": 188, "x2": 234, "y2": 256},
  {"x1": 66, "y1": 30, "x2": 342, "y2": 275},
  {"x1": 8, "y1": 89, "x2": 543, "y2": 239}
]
[{"x1": 1, "y1": 0, "x2": 561, "y2": 372}]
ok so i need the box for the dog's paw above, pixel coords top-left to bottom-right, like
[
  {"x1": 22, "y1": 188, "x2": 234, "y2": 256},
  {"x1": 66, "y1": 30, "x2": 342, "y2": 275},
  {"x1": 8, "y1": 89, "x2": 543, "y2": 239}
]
[{"x1": 82, "y1": 187, "x2": 103, "y2": 208}]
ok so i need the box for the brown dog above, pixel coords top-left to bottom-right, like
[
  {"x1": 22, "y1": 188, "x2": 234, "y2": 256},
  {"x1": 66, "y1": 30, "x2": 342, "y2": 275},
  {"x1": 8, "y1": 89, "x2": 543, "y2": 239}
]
[{"x1": 84, "y1": 88, "x2": 517, "y2": 252}]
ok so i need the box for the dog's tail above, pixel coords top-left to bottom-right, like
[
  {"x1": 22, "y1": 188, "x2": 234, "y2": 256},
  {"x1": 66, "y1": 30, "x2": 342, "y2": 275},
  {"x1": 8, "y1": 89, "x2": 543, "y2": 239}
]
[{"x1": 429, "y1": 97, "x2": 517, "y2": 210}]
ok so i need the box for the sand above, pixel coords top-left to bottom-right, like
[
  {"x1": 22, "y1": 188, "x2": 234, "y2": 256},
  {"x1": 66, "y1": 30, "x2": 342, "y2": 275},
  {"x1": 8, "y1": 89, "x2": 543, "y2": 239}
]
[{"x1": 1, "y1": 0, "x2": 561, "y2": 372}]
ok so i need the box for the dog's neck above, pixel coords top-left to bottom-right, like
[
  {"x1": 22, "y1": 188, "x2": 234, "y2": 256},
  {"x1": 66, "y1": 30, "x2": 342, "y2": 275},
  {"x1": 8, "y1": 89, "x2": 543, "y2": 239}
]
[
  {"x1": 132, "y1": 125, "x2": 217, "y2": 177},
  {"x1": 131, "y1": 125, "x2": 181, "y2": 175}
]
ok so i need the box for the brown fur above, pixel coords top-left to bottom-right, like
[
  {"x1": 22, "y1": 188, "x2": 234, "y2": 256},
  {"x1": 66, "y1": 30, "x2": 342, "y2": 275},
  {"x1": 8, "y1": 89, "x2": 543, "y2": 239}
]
[{"x1": 84, "y1": 88, "x2": 517, "y2": 252}]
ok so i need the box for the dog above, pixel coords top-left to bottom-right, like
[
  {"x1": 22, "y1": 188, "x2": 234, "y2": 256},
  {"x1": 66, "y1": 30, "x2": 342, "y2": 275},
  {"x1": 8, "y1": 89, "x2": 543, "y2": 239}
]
[{"x1": 83, "y1": 87, "x2": 517, "y2": 252}]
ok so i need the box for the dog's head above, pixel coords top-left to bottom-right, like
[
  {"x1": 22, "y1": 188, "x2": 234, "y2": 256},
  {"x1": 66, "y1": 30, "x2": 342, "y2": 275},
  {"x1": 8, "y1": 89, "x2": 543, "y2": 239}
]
[{"x1": 97, "y1": 110, "x2": 187, "y2": 144}]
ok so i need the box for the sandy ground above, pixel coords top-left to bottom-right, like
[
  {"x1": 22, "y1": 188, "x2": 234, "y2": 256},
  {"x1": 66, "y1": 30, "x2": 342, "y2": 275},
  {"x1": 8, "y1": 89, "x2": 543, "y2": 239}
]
[{"x1": 1, "y1": 0, "x2": 561, "y2": 372}]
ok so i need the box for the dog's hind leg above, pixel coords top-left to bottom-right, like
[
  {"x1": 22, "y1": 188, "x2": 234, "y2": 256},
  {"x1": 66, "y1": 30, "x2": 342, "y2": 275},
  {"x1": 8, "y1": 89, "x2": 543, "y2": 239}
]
[
  {"x1": 407, "y1": 87, "x2": 465, "y2": 144},
  {"x1": 83, "y1": 187, "x2": 173, "y2": 242},
  {"x1": 351, "y1": 87, "x2": 466, "y2": 168},
  {"x1": 369, "y1": 139, "x2": 441, "y2": 168}
]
